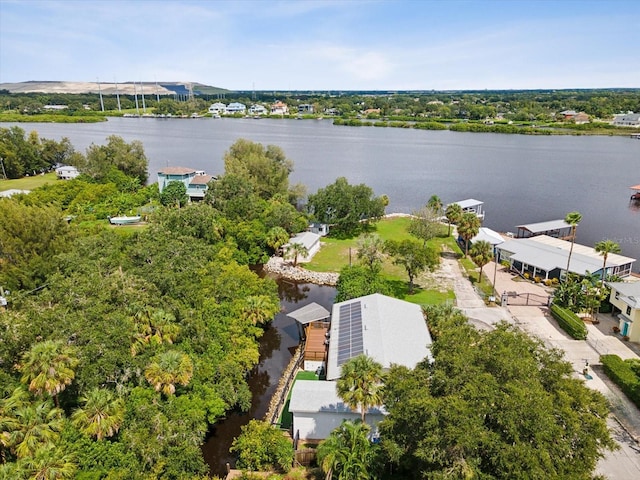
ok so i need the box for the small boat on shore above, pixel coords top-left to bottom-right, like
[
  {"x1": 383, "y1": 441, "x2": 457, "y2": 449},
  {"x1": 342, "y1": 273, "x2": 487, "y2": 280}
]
[
  {"x1": 630, "y1": 184, "x2": 640, "y2": 201},
  {"x1": 108, "y1": 215, "x2": 141, "y2": 225}
]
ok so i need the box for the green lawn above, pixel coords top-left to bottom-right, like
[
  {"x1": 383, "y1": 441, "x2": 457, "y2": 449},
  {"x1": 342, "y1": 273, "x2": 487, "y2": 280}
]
[
  {"x1": 278, "y1": 370, "x2": 319, "y2": 429},
  {"x1": 0, "y1": 172, "x2": 57, "y2": 192},
  {"x1": 306, "y1": 217, "x2": 456, "y2": 306}
]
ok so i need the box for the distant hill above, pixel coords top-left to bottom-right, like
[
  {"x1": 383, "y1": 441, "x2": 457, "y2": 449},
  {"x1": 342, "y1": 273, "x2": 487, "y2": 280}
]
[{"x1": 0, "y1": 81, "x2": 229, "y2": 96}]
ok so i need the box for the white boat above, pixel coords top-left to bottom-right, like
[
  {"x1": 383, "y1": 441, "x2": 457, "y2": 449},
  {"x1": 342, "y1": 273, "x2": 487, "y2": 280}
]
[{"x1": 108, "y1": 215, "x2": 141, "y2": 225}]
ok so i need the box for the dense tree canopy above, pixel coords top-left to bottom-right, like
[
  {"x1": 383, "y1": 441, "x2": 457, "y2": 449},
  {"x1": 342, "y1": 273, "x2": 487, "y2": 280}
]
[
  {"x1": 379, "y1": 305, "x2": 616, "y2": 479},
  {"x1": 307, "y1": 177, "x2": 386, "y2": 237},
  {"x1": 81, "y1": 135, "x2": 148, "y2": 184}
]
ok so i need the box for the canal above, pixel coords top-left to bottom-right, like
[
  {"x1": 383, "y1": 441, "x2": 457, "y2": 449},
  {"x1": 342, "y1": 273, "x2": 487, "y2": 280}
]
[{"x1": 201, "y1": 275, "x2": 336, "y2": 477}]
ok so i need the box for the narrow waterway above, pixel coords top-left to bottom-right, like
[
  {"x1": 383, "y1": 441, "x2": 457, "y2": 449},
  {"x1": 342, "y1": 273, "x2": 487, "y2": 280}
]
[{"x1": 201, "y1": 275, "x2": 336, "y2": 477}]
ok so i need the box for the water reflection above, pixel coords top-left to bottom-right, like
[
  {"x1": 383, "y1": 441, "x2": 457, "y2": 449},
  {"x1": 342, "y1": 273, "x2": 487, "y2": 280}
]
[{"x1": 201, "y1": 279, "x2": 336, "y2": 477}]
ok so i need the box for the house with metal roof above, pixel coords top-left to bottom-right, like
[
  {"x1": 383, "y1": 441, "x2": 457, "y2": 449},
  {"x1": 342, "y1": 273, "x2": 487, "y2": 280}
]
[
  {"x1": 496, "y1": 235, "x2": 635, "y2": 281},
  {"x1": 157, "y1": 167, "x2": 215, "y2": 202},
  {"x1": 289, "y1": 380, "x2": 385, "y2": 442},
  {"x1": 515, "y1": 219, "x2": 572, "y2": 239},
  {"x1": 55, "y1": 165, "x2": 79, "y2": 180},
  {"x1": 612, "y1": 113, "x2": 640, "y2": 127},
  {"x1": 471, "y1": 227, "x2": 504, "y2": 249},
  {"x1": 284, "y1": 232, "x2": 321, "y2": 263},
  {"x1": 288, "y1": 293, "x2": 433, "y2": 441},
  {"x1": 449, "y1": 199, "x2": 485, "y2": 220},
  {"x1": 607, "y1": 281, "x2": 640, "y2": 342},
  {"x1": 326, "y1": 294, "x2": 433, "y2": 380}
]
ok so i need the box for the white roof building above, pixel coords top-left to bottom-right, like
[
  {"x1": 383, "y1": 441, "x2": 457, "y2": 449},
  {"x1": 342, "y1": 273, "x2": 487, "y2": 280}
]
[
  {"x1": 326, "y1": 294, "x2": 433, "y2": 381},
  {"x1": 496, "y1": 235, "x2": 635, "y2": 281},
  {"x1": 289, "y1": 380, "x2": 385, "y2": 441},
  {"x1": 471, "y1": 227, "x2": 505, "y2": 247},
  {"x1": 285, "y1": 231, "x2": 321, "y2": 262}
]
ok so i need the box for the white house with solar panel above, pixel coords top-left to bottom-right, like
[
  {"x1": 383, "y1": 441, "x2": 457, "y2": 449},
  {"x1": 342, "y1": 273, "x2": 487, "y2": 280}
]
[{"x1": 288, "y1": 293, "x2": 433, "y2": 441}]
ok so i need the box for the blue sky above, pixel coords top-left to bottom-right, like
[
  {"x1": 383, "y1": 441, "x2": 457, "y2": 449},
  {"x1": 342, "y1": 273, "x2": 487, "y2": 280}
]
[{"x1": 1, "y1": 0, "x2": 639, "y2": 90}]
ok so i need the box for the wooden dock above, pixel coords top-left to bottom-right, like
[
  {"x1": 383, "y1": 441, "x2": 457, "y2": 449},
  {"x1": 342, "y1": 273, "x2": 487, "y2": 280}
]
[{"x1": 631, "y1": 133, "x2": 640, "y2": 139}]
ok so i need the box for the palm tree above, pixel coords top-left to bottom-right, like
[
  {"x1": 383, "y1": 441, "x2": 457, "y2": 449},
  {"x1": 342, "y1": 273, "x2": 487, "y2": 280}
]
[
  {"x1": 595, "y1": 239, "x2": 621, "y2": 288},
  {"x1": 336, "y1": 355, "x2": 383, "y2": 423},
  {"x1": 242, "y1": 295, "x2": 280, "y2": 326},
  {"x1": 427, "y1": 194, "x2": 443, "y2": 215},
  {"x1": 265, "y1": 226, "x2": 290, "y2": 254},
  {"x1": 285, "y1": 242, "x2": 309, "y2": 267},
  {"x1": 457, "y1": 212, "x2": 481, "y2": 257},
  {"x1": 7, "y1": 400, "x2": 64, "y2": 459},
  {"x1": 22, "y1": 444, "x2": 77, "y2": 480},
  {"x1": 445, "y1": 203, "x2": 463, "y2": 237},
  {"x1": 144, "y1": 350, "x2": 194, "y2": 396},
  {"x1": 356, "y1": 233, "x2": 385, "y2": 273},
  {"x1": 18, "y1": 340, "x2": 79, "y2": 407},
  {"x1": 71, "y1": 388, "x2": 125, "y2": 440},
  {"x1": 317, "y1": 420, "x2": 374, "y2": 480},
  {"x1": 563, "y1": 211, "x2": 582, "y2": 280},
  {"x1": 470, "y1": 240, "x2": 494, "y2": 285},
  {"x1": 131, "y1": 308, "x2": 180, "y2": 356}
]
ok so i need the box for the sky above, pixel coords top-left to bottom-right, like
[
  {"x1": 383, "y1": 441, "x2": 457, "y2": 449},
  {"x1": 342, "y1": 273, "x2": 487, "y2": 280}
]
[{"x1": 1, "y1": 0, "x2": 639, "y2": 91}]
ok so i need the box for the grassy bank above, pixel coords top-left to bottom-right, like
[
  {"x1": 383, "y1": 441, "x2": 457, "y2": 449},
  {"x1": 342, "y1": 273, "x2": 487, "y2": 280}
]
[
  {"x1": 305, "y1": 216, "x2": 456, "y2": 306},
  {"x1": 0, "y1": 172, "x2": 57, "y2": 192}
]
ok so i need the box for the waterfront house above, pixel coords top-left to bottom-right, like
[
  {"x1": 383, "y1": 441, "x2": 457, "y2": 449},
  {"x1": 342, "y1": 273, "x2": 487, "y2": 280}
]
[
  {"x1": 612, "y1": 113, "x2": 640, "y2": 127},
  {"x1": 226, "y1": 102, "x2": 246, "y2": 115},
  {"x1": 471, "y1": 227, "x2": 505, "y2": 251},
  {"x1": 284, "y1": 232, "x2": 321, "y2": 262},
  {"x1": 326, "y1": 294, "x2": 433, "y2": 380},
  {"x1": 288, "y1": 293, "x2": 433, "y2": 441},
  {"x1": 606, "y1": 281, "x2": 640, "y2": 341},
  {"x1": 208, "y1": 102, "x2": 226, "y2": 115},
  {"x1": 496, "y1": 235, "x2": 636, "y2": 281},
  {"x1": 450, "y1": 199, "x2": 485, "y2": 220},
  {"x1": 157, "y1": 167, "x2": 215, "y2": 202},
  {"x1": 271, "y1": 101, "x2": 289, "y2": 115},
  {"x1": 55, "y1": 165, "x2": 79, "y2": 180},
  {"x1": 309, "y1": 223, "x2": 329, "y2": 236},
  {"x1": 298, "y1": 104, "x2": 314, "y2": 114},
  {"x1": 515, "y1": 219, "x2": 572, "y2": 240},
  {"x1": 248, "y1": 104, "x2": 267, "y2": 116}
]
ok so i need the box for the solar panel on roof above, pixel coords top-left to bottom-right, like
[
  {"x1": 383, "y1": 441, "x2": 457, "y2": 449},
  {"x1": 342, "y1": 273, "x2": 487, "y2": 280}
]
[{"x1": 337, "y1": 301, "x2": 364, "y2": 366}]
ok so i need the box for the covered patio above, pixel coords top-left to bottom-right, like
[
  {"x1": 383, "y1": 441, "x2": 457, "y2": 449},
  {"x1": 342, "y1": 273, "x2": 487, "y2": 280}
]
[{"x1": 287, "y1": 302, "x2": 331, "y2": 373}]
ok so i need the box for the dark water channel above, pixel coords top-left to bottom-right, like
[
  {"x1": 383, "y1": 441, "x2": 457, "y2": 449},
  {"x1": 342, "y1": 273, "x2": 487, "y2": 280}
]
[{"x1": 201, "y1": 273, "x2": 336, "y2": 477}]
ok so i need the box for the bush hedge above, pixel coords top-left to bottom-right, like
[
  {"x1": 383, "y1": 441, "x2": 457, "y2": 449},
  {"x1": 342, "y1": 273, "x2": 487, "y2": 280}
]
[
  {"x1": 550, "y1": 304, "x2": 588, "y2": 340},
  {"x1": 601, "y1": 354, "x2": 640, "y2": 408}
]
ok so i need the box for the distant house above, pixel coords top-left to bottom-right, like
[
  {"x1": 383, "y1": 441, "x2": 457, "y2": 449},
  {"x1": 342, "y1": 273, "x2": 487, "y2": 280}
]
[
  {"x1": 226, "y1": 102, "x2": 246, "y2": 115},
  {"x1": 249, "y1": 104, "x2": 267, "y2": 115},
  {"x1": 309, "y1": 223, "x2": 329, "y2": 236},
  {"x1": 362, "y1": 108, "x2": 381, "y2": 116},
  {"x1": 43, "y1": 105, "x2": 68, "y2": 110},
  {"x1": 285, "y1": 232, "x2": 321, "y2": 262},
  {"x1": 612, "y1": 113, "x2": 640, "y2": 127},
  {"x1": 270, "y1": 101, "x2": 289, "y2": 115},
  {"x1": 298, "y1": 104, "x2": 314, "y2": 114},
  {"x1": 55, "y1": 165, "x2": 79, "y2": 180},
  {"x1": 496, "y1": 235, "x2": 635, "y2": 281},
  {"x1": 607, "y1": 281, "x2": 640, "y2": 342},
  {"x1": 208, "y1": 102, "x2": 226, "y2": 115},
  {"x1": 449, "y1": 199, "x2": 485, "y2": 220},
  {"x1": 558, "y1": 110, "x2": 578, "y2": 120},
  {"x1": 157, "y1": 167, "x2": 215, "y2": 202},
  {"x1": 573, "y1": 112, "x2": 590, "y2": 124}
]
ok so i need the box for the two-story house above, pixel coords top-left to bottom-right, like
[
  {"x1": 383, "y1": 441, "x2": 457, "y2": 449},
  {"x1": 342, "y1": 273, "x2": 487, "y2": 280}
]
[
  {"x1": 157, "y1": 167, "x2": 214, "y2": 202},
  {"x1": 607, "y1": 282, "x2": 640, "y2": 341}
]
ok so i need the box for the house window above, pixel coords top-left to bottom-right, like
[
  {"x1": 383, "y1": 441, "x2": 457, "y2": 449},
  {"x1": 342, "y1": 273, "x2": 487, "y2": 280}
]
[
  {"x1": 627, "y1": 306, "x2": 632, "y2": 316},
  {"x1": 615, "y1": 291, "x2": 620, "y2": 300}
]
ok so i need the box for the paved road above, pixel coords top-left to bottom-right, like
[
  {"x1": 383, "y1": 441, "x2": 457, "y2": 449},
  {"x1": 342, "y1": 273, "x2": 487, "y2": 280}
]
[{"x1": 441, "y1": 256, "x2": 640, "y2": 479}]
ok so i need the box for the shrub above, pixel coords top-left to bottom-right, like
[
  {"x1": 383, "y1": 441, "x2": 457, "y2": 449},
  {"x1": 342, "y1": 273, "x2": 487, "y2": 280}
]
[
  {"x1": 550, "y1": 304, "x2": 588, "y2": 340},
  {"x1": 544, "y1": 279, "x2": 552, "y2": 287},
  {"x1": 551, "y1": 277, "x2": 559, "y2": 285},
  {"x1": 523, "y1": 272, "x2": 530, "y2": 279},
  {"x1": 601, "y1": 354, "x2": 640, "y2": 408},
  {"x1": 534, "y1": 276, "x2": 541, "y2": 283}
]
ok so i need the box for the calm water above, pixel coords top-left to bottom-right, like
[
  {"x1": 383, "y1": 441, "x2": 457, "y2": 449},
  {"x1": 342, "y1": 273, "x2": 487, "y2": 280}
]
[
  {"x1": 3, "y1": 118, "x2": 639, "y2": 474},
  {"x1": 4, "y1": 117, "x2": 639, "y2": 267}
]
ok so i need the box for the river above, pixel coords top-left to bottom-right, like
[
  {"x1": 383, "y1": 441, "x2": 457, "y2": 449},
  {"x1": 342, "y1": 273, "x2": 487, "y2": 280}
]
[
  {"x1": 3, "y1": 117, "x2": 639, "y2": 475},
  {"x1": 3, "y1": 117, "x2": 639, "y2": 266}
]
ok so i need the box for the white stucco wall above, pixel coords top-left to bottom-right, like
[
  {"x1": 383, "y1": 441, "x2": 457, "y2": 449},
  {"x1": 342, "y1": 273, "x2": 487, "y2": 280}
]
[{"x1": 293, "y1": 411, "x2": 384, "y2": 441}]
